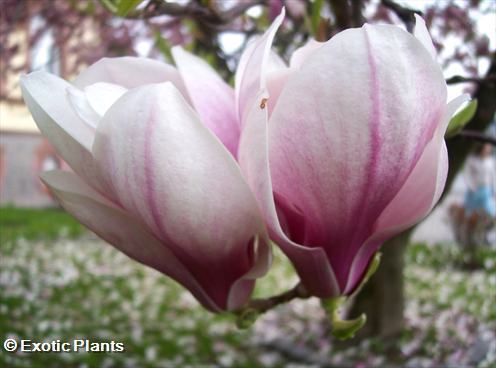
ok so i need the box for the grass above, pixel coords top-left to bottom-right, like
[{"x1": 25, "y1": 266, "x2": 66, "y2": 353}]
[
  {"x1": 408, "y1": 240, "x2": 496, "y2": 269},
  {"x1": 0, "y1": 206, "x2": 85, "y2": 243},
  {"x1": 1, "y1": 207, "x2": 495, "y2": 367}
]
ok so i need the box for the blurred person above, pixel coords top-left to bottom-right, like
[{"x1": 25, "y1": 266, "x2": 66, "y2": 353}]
[
  {"x1": 464, "y1": 143, "x2": 496, "y2": 219},
  {"x1": 449, "y1": 142, "x2": 495, "y2": 258},
  {"x1": 454, "y1": 143, "x2": 496, "y2": 249}
]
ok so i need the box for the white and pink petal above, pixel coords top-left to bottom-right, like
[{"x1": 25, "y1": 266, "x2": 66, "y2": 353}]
[
  {"x1": 72, "y1": 56, "x2": 189, "y2": 98},
  {"x1": 20, "y1": 71, "x2": 107, "y2": 194},
  {"x1": 238, "y1": 90, "x2": 340, "y2": 298},
  {"x1": 171, "y1": 46, "x2": 239, "y2": 157},
  {"x1": 235, "y1": 9, "x2": 285, "y2": 124},
  {"x1": 266, "y1": 23, "x2": 446, "y2": 290},
  {"x1": 414, "y1": 14, "x2": 437, "y2": 60},
  {"x1": 343, "y1": 94, "x2": 470, "y2": 294},
  {"x1": 289, "y1": 38, "x2": 324, "y2": 69},
  {"x1": 40, "y1": 170, "x2": 221, "y2": 312},
  {"x1": 66, "y1": 82, "x2": 127, "y2": 129},
  {"x1": 93, "y1": 82, "x2": 270, "y2": 310}
]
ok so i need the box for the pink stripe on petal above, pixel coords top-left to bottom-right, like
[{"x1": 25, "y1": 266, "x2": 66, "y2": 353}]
[
  {"x1": 344, "y1": 94, "x2": 470, "y2": 294},
  {"x1": 143, "y1": 106, "x2": 168, "y2": 241}
]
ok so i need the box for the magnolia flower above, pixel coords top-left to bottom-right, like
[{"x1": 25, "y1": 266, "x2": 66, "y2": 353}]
[
  {"x1": 21, "y1": 49, "x2": 270, "y2": 312},
  {"x1": 237, "y1": 11, "x2": 470, "y2": 298}
]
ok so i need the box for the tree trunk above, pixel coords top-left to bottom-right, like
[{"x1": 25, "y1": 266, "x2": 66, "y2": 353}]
[{"x1": 349, "y1": 230, "x2": 411, "y2": 339}]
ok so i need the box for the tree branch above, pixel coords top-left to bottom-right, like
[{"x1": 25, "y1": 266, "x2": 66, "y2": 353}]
[
  {"x1": 446, "y1": 75, "x2": 496, "y2": 85},
  {"x1": 243, "y1": 282, "x2": 311, "y2": 314},
  {"x1": 381, "y1": 0, "x2": 421, "y2": 32},
  {"x1": 233, "y1": 282, "x2": 311, "y2": 329},
  {"x1": 217, "y1": 0, "x2": 266, "y2": 24},
  {"x1": 126, "y1": 0, "x2": 266, "y2": 23}
]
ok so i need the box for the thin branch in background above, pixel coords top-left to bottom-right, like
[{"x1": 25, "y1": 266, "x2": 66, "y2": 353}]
[
  {"x1": 458, "y1": 130, "x2": 496, "y2": 146},
  {"x1": 215, "y1": 0, "x2": 267, "y2": 24},
  {"x1": 381, "y1": 0, "x2": 422, "y2": 32},
  {"x1": 128, "y1": 0, "x2": 266, "y2": 23},
  {"x1": 446, "y1": 75, "x2": 496, "y2": 85}
]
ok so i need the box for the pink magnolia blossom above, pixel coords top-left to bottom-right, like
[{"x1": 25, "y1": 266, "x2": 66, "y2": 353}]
[
  {"x1": 21, "y1": 49, "x2": 270, "y2": 312},
  {"x1": 236, "y1": 11, "x2": 470, "y2": 298}
]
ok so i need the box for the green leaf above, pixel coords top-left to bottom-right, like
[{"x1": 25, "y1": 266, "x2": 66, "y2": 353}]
[
  {"x1": 99, "y1": 0, "x2": 117, "y2": 13},
  {"x1": 445, "y1": 99, "x2": 477, "y2": 139},
  {"x1": 116, "y1": 0, "x2": 144, "y2": 16},
  {"x1": 153, "y1": 31, "x2": 173, "y2": 62},
  {"x1": 350, "y1": 252, "x2": 381, "y2": 299},
  {"x1": 311, "y1": 0, "x2": 324, "y2": 36},
  {"x1": 319, "y1": 254, "x2": 382, "y2": 340},
  {"x1": 332, "y1": 313, "x2": 367, "y2": 340}
]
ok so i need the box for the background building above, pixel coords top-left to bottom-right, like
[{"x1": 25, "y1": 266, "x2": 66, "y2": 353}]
[{"x1": 1, "y1": 12, "x2": 64, "y2": 207}]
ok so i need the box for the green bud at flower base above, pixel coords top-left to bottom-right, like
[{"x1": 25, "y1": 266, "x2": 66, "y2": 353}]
[{"x1": 322, "y1": 252, "x2": 382, "y2": 340}]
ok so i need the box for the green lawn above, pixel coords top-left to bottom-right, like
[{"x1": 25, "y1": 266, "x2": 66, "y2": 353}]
[
  {"x1": 0, "y1": 206, "x2": 85, "y2": 243},
  {"x1": 1, "y1": 207, "x2": 495, "y2": 367}
]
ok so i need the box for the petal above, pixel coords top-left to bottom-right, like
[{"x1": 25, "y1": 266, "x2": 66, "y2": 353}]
[
  {"x1": 414, "y1": 14, "x2": 436, "y2": 60},
  {"x1": 66, "y1": 85, "x2": 101, "y2": 129},
  {"x1": 235, "y1": 8, "x2": 285, "y2": 123},
  {"x1": 20, "y1": 71, "x2": 106, "y2": 193},
  {"x1": 266, "y1": 68, "x2": 294, "y2": 117},
  {"x1": 344, "y1": 94, "x2": 470, "y2": 294},
  {"x1": 66, "y1": 82, "x2": 128, "y2": 129},
  {"x1": 72, "y1": 57, "x2": 189, "y2": 98},
  {"x1": 289, "y1": 39, "x2": 324, "y2": 69},
  {"x1": 84, "y1": 82, "x2": 128, "y2": 117},
  {"x1": 40, "y1": 170, "x2": 221, "y2": 312},
  {"x1": 238, "y1": 90, "x2": 340, "y2": 298},
  {"x1": 93, "y1": 82, "x2": 269, "y2": 310},
  {"x1": 375, "y1": 95, "x2": 470, "y2": 234},
  {"x1": 227, "y1": 234, "x2": 272, "y2": 310},
  {"x1": 171, "y1": 46, "x2": 239, "y2": 157},
  {"x1": 268, "y1": 24, "x2": 447, "y2": 289},
  {"x1": 267, "y1": 50, "x2": 287, "y2": 72}
]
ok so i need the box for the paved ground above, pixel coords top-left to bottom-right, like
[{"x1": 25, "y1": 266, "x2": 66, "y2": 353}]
[{"x1": 412, "y1": 177, "x2": 464, "y2": 244}]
